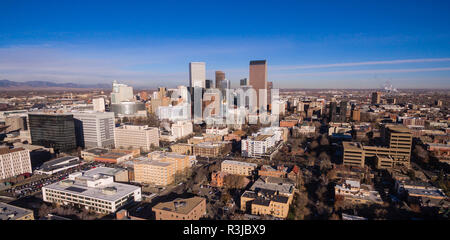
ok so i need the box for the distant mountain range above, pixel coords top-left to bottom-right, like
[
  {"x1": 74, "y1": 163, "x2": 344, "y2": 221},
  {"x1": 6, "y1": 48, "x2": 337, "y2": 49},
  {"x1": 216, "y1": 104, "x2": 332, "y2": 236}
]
[{"x1": 0, "y1": 80, "x2": 110, "y2": 90}]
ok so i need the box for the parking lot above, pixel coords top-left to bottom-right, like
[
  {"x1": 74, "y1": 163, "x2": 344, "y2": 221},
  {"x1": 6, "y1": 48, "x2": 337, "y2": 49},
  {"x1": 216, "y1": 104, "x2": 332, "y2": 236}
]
[{"x1": 1, "y1": 161, "x2": 101, "y2": 199}]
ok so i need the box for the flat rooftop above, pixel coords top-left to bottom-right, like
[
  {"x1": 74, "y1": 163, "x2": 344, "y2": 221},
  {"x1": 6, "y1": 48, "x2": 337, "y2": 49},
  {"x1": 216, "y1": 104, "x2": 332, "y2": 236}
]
[
  {"x1": 254, "y1": 134, "x2": 273, "y2": 141},
  {"x1": 0, "y1": 147, "x2": 26, "y2": 155},
  {"x1": 81, "y1": 167, "x2": 126, "y2": 177},
  {"x1": 152, "y1": 197, "x2": 205, "y2": 215},
  {"x1": 83, "y1": 147, "x2": 110, "y2": 155},
  {"x1": 386, "y1": 125, "x2": 412, "y2": 133},
  {"x1": 222, "y1": 160, "x2": 257, "y2": 167},
  {"x1": 135, "y1": 159, "x2": 173, "y2": 167},
  {"x1": 96, "y1": 152, "x2": 130, "y2": 159},
  {"x1": 0, "y1": 202, "x2": 33, "y2": 220},
  {"x1": 343, "y1": 142, "x2": 364, "y2": 150},
  {"x1": 44, "y1": 178, "x2": 140, "y2": 202}
]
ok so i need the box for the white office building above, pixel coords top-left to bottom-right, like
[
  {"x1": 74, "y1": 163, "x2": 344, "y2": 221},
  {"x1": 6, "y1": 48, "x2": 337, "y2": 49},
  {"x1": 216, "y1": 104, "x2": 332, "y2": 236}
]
[
  {"x1": 114, "y1": 125, "x2": 159, "y2": 151},
  {"x1": 177, "y1": 85, "x2": 190, "y2": 103},
  {"x1": 93, "y1": 97, "x2": 106, "y2": 112},
  {"x1": 189, "y1": 62, "x2": 206, "y2": 88},
  {"x1": 0, "y1": 147, "x2": 32, "y2": 180},
  {"x1": 111, "y1": 81, "x2": 134, "y2": 104},
  {"x1": 73, "y1": 111, "x2": 115, "y2": 149},
  {"x1": 42, "y1": 167, "x2": 141, "y2": 213},
  {"x1": 171, "y1": 120, "x2": 193, "y2": 139}
]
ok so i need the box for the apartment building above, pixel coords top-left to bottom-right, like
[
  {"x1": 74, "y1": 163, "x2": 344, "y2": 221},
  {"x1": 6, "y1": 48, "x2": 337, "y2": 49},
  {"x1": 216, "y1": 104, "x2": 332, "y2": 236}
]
[
  {"x1": 42, "y1": 167, "x2": 141, "y2": 214},
  {"x1": 170, "y1": 143, "x2": 193, "y2": 155},
  {"x1": 134, "y1": 158, "x2": 176, "y2": 186},
  {"x1": 114, "y1": 125, "x2": 159, "y2": 152},
  {"x1": 221, "y1": 160, "x2": 257, "y2": 176},
  {"x1": 258, "y1": 165, "x2": 288, "y2": 178},
  {"x1": 0, "y1": 147, "x2": 32, "y2": 181},
  {"x1": 334, "y1": 179, "x2": 383, "y2": 205},
  {"x1": 193, "y1": 141, "x2": 231, "y2": 157},
  {"x1": 210, "y1": 171, "x2": 228, "y2": 187},
  {"x1": 240, "y1": 176, "x2": 295, "y2": 219},
  {"x1": 148, "y1": 151, "x2": 192, "y2": 173},
  {"x1": 205, "y1": 127, "x2": 229, "y2": 136},
  {"x1": 241, "y1": 191, "x2": 290, "y2": 219},
  {"x1": 188, "y1": 135, "x2": 222, "y2": 144},
  {"x1": 241, "y1": 134, "x2": 277, "y2": 158},
  {"x1": 153, "y1": 197, "x2": 206, "y2": 220},
  {"x1": 73, "y1": 111, "x2": 115, "y2": 149}
]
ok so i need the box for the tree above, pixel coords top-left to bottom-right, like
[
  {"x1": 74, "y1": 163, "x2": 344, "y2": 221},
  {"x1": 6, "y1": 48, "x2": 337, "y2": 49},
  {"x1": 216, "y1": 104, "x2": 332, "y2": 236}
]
[
  {"x1": 309, "y1": 140, "x2": 319, "y2": 150},
  {"x1": 320, "y1": 135, "x2": 329, "y2": 146},
  {"x1": 318, "y1": 152, "x2": 332, "y2": 172},
  {"x1": 224, "y1": 175, "x2": 246, "y2": 189},
  {"x1": 414, "y1": 145, "x2": 430, "y2": 164}
]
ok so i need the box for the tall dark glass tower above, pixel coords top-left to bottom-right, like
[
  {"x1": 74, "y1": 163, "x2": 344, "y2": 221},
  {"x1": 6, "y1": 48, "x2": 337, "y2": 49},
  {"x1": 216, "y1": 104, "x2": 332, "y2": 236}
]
[
  {"x1": 339, "y1": 101, "x2": 348, "y2": 122},
  {"x1": 28, "y1": 113, "x2": 77, "y2": 153}
]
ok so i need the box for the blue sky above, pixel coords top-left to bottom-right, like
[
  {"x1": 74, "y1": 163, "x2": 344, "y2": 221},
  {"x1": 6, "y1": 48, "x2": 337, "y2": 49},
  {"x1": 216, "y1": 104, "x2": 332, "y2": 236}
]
[{"x1": 1, "y1": 0, "x2": 450, "y2": 88}]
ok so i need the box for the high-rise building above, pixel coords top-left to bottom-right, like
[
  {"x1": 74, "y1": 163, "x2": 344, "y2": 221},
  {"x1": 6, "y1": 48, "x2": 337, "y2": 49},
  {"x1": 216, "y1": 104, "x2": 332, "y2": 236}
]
[
  {"x1": 73, "y1": 111, "x2": 115, "y2": 149},
  {"x1": 111, "y1": 81, "x2": 134, "y2": 104},
  {"x1": 267, "y1": 81, "x2": 273, "y2": 104},
  {"x1": 28, "y1": 113, "x2": 77, "y2": 152},
  {"x1": 93, "y1": 97, "x2": 106, "y2": 112},
  {"x1": 205, "y1": 79, "x2": 213, "y2": 89},
  {"x1": 249, "y1": 60, "x2": 268, "y2": 108},
  {"x1": 371, "y1": 92, "x2": 381, "y2": 105},
  {"x1": 329, "y1": 101, "x2": 338, "y2": 122},
  {"x1": 240, "y1": 78, "x2": 248, "y2": 86},
  {"x1": 0, "y1": 147, "x2": 32, "y2": 180},
  {"x1": 339, "y1": 101, "x2": 348, "y2": 122},
  {"x1": 215, "y1": 71, "x2": 225, "y2": 89},
  {"x1": 352, "y1": 109, "x2": 361, "y2": 122},
  {"x1": 114, "y1": 125, "x2": 159, "y2": 151},
  {"x1": 189, "y1": 62, "x2": 206, "y2": 88}
]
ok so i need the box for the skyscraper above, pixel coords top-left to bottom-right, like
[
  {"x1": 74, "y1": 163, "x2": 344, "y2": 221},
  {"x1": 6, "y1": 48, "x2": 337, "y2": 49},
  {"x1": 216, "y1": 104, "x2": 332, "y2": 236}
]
[
  {"x1": 73, "y1": 112, "x2": 115, "y2": 149},
  {"x1": 189, "y1": 62, "x2": 206, "y2": 88},
  {"x1": 215, "y1": 71, "x2": 225, "y2": 89},
  {"x1": 240, "y1": 78, "x2": 248, "y2": 86},
  {"x1": 329, "y1": 101, "x2": 337, "y2": 122},
  {"x1": 205, "y1": 79, "x2": 213, "y2": 89},
  {"x1": 267, "y1": 81, "x2": 273, "y2": 105},
  {"x1": 249, "y1": 60, "x2": 268, "y2": 108},
  {"x1": 28, "y1": 113, "x2": 77, "y2": 152},
  {"x1": 371, "y1": 92, "x2": 381, "y2": 105},
  {"x1": 111, "y1": 81, "x2": 134, "y2": 104},
  {"x1": 339, "y1": 101, "x2": 348, "y2": 122},
  {"x1": 93, "y1": 97, "x2": 105, "y2": 112}
]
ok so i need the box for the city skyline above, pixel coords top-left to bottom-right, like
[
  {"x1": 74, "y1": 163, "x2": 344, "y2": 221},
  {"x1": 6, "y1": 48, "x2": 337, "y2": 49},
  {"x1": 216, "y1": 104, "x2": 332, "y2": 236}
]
[{"x1": 1, "y1": 0, "x2": 450, "y2": 89}]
